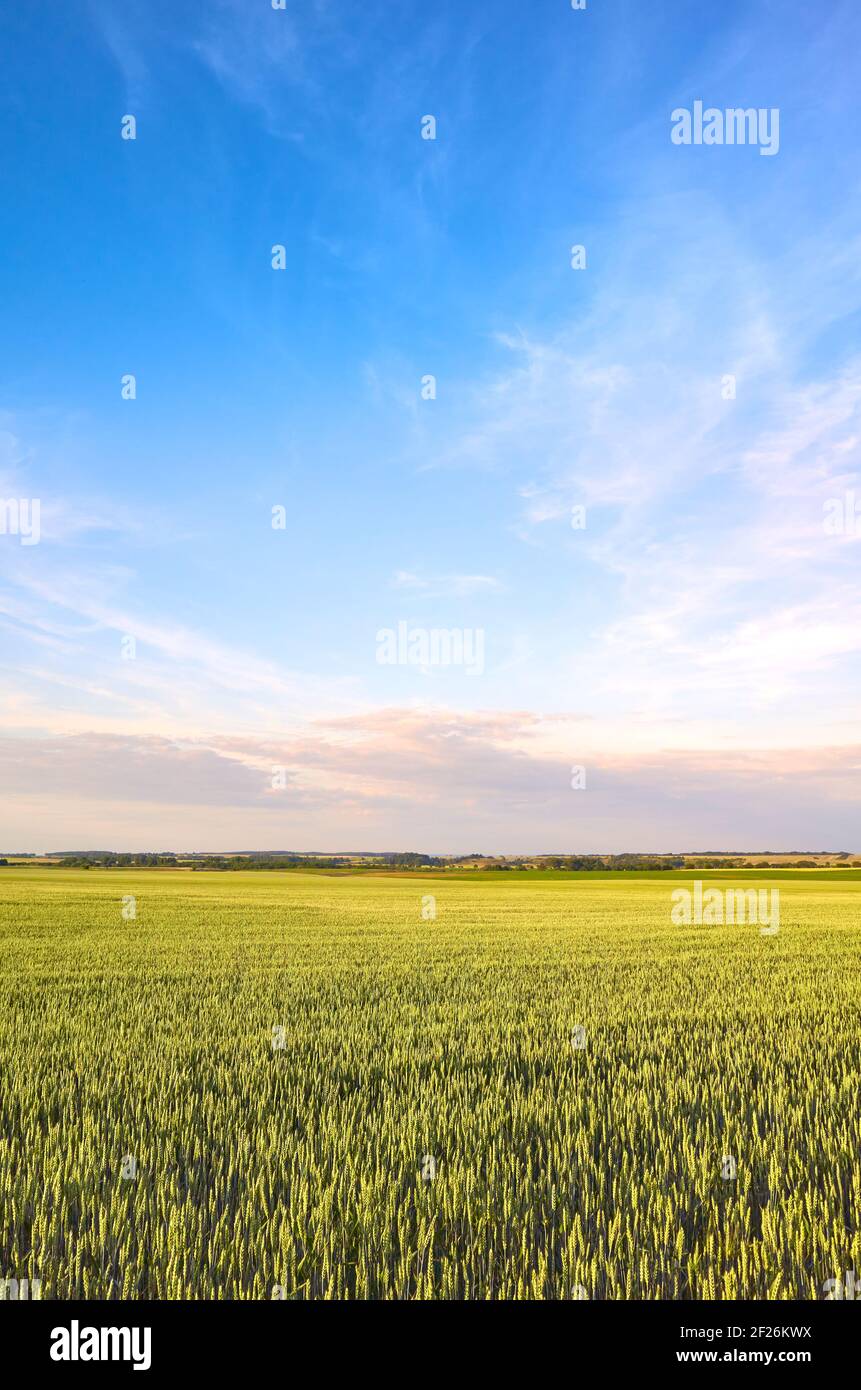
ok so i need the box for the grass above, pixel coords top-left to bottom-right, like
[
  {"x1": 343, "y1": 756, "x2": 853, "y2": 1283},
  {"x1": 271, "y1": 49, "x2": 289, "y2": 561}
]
[{"x1": 1, "y1": 867, "x2": 859, "y2": 1299}]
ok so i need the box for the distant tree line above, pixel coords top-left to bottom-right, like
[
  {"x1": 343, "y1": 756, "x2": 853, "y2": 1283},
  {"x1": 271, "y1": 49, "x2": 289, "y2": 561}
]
[
  {"x1": 11, "y1": 850, "x2": 857, "y2": 873},
  {"x1": 520, "y1": 855, "x2": 686, "y2": 871},
  {"x1": 379, "y1": 852, "x2": 446, "y2": 867},
  {"x1": 44, "y1": 853, "x2": 179, "y2": 869},
  {"x1": 189, "y1": 855, "x2": 350, "y2": 871}
]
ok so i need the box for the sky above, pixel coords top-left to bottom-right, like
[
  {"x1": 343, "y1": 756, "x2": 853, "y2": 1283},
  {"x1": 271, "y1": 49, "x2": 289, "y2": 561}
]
[{"x1": 1, "y1": 0, "x2": 860, "y2": 853}]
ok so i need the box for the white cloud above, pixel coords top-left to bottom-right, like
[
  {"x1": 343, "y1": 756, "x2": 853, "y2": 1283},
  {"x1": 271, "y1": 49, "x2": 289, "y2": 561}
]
[{"x1": 391, "y1": 570, "x2": 503, "y2": 597}]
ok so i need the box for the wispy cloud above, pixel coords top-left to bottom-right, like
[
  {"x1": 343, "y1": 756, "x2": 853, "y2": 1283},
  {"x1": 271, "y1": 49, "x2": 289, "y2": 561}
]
[
  {"x1": 2, "y1": 717, "x2": 858, "y2": 853},
  {"x1": 391, "y1": 570, "x2": 503, "y2": 597}
]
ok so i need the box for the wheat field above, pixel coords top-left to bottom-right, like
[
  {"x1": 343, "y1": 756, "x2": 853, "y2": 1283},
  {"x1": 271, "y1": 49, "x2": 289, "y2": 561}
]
[{"x1": 1, "y1": 867, "x2": 859, "y2": 1299}]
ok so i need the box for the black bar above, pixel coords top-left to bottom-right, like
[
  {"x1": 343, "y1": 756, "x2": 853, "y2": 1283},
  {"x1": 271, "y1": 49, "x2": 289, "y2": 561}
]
[{"x1": 6, "y1": 1296, "x2": 853, "y2": 1375}]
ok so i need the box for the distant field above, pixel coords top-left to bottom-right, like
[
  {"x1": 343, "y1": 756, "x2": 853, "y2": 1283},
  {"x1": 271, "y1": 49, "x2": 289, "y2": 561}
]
[
  {"x1": 1, "y1": 868, "x2": 859, "y2": 1299},
  {"x1": 9, "y1": 863, "x2": 860, "y2": 882},
  {"x1": 363, "y1": 867, "x2": 861, "y2": 882}
]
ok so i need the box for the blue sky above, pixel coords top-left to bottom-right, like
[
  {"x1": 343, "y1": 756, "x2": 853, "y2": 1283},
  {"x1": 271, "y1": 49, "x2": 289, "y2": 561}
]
[{"x1": 1, "y1": 0, "x2": 860, "y2": 852}]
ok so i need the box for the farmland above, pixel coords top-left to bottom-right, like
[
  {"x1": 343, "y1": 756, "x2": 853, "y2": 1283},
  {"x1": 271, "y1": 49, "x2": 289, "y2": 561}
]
[{"x1": 1, "y1": 867, "x2": 859, "y2": 1299}]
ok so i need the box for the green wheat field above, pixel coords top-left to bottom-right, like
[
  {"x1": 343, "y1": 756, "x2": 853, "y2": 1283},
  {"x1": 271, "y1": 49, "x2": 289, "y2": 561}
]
[{"x1": 1, "y1": 867, "x2": 859, "y2": 1300}]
